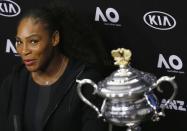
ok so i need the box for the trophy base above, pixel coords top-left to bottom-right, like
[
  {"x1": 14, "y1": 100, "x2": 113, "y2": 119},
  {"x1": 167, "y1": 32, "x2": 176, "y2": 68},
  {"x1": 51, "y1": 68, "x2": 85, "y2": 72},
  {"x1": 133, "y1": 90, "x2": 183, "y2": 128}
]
[
  {"x1": 126, "y1": 125, "x2": 141, "y2": 131},
  {"x1": 108, "y1": 123, "x2": 141, "y2": 131}
]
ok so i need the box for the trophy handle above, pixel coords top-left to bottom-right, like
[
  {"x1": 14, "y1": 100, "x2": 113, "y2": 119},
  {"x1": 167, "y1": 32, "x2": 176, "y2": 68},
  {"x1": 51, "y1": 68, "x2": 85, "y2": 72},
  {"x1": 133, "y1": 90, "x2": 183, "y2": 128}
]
[
  {"x1": 145, "y1": 76, "x2": 178, "y2": 121},
  {"x1": 154, "y1": 76, "x2": 178, "y2": 110},
  {"x1": 76, "y1": 79, "x2": 102, "y2": 117}
]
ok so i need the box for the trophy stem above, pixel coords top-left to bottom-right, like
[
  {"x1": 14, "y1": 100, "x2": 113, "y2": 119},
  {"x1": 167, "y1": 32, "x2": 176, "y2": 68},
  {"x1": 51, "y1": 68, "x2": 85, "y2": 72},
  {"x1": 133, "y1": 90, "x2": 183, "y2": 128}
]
[
  {"x1": 108, "y1": 124, "x2": 113, "y2": 131},
  {"x1": 126, "y1": 125, "x2": 141, "y2": 131}
]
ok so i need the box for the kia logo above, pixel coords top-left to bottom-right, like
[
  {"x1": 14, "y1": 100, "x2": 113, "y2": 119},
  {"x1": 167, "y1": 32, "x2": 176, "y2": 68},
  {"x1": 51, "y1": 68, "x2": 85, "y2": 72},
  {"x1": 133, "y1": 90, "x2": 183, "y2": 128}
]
[
  {"x1": 0, "y1": 0, "x2": 21, "y2": 17},
  {"x1": 143, "y1": 11, "x2": 176, "y2": 30}
]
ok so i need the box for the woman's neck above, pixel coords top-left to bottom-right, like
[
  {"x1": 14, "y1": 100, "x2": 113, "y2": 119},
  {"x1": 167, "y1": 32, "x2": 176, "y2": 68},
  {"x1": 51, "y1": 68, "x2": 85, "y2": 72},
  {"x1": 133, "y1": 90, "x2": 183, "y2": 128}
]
[{"x1": 32, "y1": 54, "x2": 69, "y2": 86}]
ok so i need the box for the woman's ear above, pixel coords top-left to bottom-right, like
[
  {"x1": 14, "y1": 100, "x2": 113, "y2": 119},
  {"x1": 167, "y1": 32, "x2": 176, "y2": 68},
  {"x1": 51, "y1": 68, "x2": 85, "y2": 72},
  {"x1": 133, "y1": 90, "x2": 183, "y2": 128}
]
[{"x1": 51, "y1": 30, "x2": 60, "y2": 46}]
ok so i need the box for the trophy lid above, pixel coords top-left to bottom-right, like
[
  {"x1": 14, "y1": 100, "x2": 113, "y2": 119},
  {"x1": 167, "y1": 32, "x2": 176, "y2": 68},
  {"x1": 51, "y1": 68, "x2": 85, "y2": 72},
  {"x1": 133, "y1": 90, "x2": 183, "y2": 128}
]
[{"x1": 98, "y1": 48, "x2": 157, "y2": 98}]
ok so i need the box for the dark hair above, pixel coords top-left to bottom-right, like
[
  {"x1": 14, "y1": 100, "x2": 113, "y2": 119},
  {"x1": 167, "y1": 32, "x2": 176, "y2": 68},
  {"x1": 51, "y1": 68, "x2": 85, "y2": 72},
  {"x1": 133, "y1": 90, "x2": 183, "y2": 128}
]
[
  {"x1": 18, "y1": 7, "x2": 61, "y2": 35},
  {"x1": 17, "y1": 7, "x2": 65, "y2": 53},
  {"x1": 18, "y1": 5, "x2": 109, "y2": 66}
]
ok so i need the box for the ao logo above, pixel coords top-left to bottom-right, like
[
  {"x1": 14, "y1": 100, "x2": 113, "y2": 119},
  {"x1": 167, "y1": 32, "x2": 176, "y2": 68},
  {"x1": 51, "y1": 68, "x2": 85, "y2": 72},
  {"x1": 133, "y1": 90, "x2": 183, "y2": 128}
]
[
  {"x1": 95, "y1": 7, "x2": 119, "y2": 23},
  {"x1": 0, "y1": 0, "x2": 21, "y2": 17},
  {"x1": 6, "y1": 39, "x2": 18, "y2": 56},
  {"x1": 157, "y1": 54, "x2": 183, "y2": 70},
  {"x1": 143, "y1": 11, "x2": 176, "y2": 30}
]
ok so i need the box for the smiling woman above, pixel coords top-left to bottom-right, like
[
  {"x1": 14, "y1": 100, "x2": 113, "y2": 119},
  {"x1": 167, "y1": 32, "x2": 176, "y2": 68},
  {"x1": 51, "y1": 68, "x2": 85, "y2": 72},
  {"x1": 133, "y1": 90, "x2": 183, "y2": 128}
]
[
  {"x1": 15, "y1": 8, "x2": 65, "y2": 85},
  {"x1": 0, "y1": 7, "x2": 107, "y2": 131}
]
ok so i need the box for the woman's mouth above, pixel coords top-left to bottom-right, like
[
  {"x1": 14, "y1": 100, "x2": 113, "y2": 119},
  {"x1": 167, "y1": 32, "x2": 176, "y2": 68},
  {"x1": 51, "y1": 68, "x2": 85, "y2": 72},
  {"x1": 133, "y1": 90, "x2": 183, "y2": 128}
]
[{"x1": 23, "y1": 59, "x2": 36, "y2": 66}]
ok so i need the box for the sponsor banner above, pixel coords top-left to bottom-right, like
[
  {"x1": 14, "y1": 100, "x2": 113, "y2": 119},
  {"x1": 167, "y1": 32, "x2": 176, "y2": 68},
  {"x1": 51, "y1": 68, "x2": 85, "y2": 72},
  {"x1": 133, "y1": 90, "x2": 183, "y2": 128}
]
[
  {"x1": 143, "y1": 11, "x2": 176, "y2": 30},
  {"x1": 3, "y1": 38, "x2": 18, "y2": 56},
  {"x1": 0, "y1": 0, "x2": 21, "y2": 17},
  {"x1": 157, "y1": 54, "x2": 184, "y2": 74},
  {"x1": 95, "y1": 7, "x2": 121, "y2": 27},
  {"x1": 160, "y1": 99, "x2": 187, "y2": 112}
]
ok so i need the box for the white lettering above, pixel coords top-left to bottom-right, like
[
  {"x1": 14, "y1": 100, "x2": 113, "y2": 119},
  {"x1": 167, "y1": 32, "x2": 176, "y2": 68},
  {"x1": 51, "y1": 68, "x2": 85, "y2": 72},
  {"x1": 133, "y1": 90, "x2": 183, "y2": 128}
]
[
  {"x1": 148, "y1": 15, "x2": 172, "y2": 27},
  {"x1": 143, "y1": 11, "x2": 176, "y2": 30},
  {"x1": 0, "y1": 3, "x2": 16, "y2": 13},
  {"x1": 6, "y1": 39, "x2": 17, "y2": 53},
  {"x1": 157, "y1": 54, "x2": 183, "y2": 70},
  {"x1": 177, "y1": 100, "x2": 186, "y2": 111},
  {"x1": 95, "y1": 7, "x2": 107, "y2": 22},
  {"x1": 149, "y1": 15, "x2": 157, "y2": 25},
  {"x1": 163, "y1": 16, "x2": 171, "y2": 26},
  {"x1": 9, "y1": 3, "x2": 16, "y2": 13},
  {"x1": 4, "y1": 3, "x2": 8, "y2": 12},
  {"x1": 105, "y1": 8, "x2": 119, "y2": 23},
  {"x1": 157, "y1": 54, "x2": 170, "y2": 69},
  {"x1": 0, "y1": 3, "x2": 4, "y2": 12},
  {"x1": 95, "y1": 7, "x2": 119, "y2": 23},
  {"x1": 168, "y1": 100, "x2": 178, "y2": 110},
  {"x1": 160, "y1": 99, "x2": 168, "y2": 109},
  {"x1": 157, "y1": 15, "x2": 162, "y2": 25},
  {"x1": 160, "y1": 99, "x2": 186, "y2": 112},
  {"x1": 0, "y1": 0, "x2": 21, "y2": 17},
  {"x1": 169, "y1": 55, "x2": 183, "y2": 70}
]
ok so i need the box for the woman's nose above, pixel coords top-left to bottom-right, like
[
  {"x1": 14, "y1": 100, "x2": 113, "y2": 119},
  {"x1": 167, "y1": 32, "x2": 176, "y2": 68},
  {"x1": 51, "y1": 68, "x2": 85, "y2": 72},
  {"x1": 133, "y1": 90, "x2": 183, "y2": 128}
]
[{"x1": 22, "y1": 44, "x2": 30, "y2": 55}]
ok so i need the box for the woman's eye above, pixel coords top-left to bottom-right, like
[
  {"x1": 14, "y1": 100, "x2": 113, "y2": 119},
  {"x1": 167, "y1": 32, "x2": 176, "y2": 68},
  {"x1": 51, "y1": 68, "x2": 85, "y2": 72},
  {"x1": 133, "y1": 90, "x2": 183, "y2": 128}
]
[
  {"x1": 30, "y1": 40, "x2": 39, "y2": 45},
  {"x1": 16, "y1": 40, "x2": 22, "y2": 46}
]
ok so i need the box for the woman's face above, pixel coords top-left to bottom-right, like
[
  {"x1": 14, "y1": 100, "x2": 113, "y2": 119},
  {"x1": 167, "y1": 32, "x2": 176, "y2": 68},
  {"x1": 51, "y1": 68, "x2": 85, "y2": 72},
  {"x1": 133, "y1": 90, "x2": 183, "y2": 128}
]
[{"x1": 16, "y1": 17, "x2": 55, "y2": 72}]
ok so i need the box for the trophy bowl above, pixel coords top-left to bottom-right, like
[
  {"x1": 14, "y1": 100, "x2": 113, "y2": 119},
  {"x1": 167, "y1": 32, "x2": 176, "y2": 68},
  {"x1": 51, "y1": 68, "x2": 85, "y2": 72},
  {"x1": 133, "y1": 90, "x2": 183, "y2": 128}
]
[{"x1": 76, "y1": 48, "x2": 178, "y2": 131}]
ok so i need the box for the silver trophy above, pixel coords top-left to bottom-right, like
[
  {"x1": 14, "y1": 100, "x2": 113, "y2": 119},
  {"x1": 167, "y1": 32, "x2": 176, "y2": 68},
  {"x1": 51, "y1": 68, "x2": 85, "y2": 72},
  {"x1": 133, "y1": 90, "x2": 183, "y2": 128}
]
[{"x1": 76, "y1": 48, "x2": 178, "y2": 131}]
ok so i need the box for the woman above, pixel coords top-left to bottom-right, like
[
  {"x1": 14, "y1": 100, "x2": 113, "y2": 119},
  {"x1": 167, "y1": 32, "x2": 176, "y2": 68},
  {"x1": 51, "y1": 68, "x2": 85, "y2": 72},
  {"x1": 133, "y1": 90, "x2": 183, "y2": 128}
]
[{"x1": 0, "y1": 7, "x2": 107, "y2": 131}]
